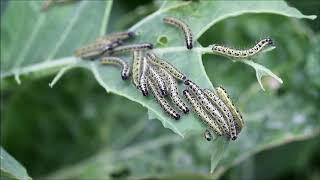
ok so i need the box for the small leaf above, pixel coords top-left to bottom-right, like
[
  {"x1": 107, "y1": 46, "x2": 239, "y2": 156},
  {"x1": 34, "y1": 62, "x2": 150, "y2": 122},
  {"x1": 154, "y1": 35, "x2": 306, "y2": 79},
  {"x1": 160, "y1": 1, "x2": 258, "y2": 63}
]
[
  {"x1": 0, "y1": 147, "x2": 32, "y2": 180},
  {"x1": 242, "y1": 60, "x2": 283, "y2": 91}
]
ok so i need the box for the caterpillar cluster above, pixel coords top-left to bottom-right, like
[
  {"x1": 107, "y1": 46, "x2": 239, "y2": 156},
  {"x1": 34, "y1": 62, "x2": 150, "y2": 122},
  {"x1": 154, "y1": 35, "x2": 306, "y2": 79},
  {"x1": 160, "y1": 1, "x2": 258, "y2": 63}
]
[
  {"x1": 183, "y1": 80, "x2": 244, "y2": 141},
  {"x1": 71, "y1": 14, "x2": 275, "y2": 142}
]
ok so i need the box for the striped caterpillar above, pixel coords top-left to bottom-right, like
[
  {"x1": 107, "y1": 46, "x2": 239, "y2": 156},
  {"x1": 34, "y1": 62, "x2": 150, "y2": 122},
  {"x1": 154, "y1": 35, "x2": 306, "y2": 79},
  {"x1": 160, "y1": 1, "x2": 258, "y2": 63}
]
[
  {"x1": 215, "y1": 87, "x2": 244, "y2": 134},
  {"x1": 74, "y1": 39, "x2": 121, "y2": 60},
  {"x1": 157, "y1": 68, "x2": 189, "y2": 114},
  {"x1": 184, "y1": 80, "x2": 230, "y2": 135},
  {"x1": 74, "y1": 31, "x2": 135, "y2": 60},
  {"x1": 183, "y1": 89, "x2": 222, "y2": 136},
  {"x1": 139, "y1": 57, "x2": 149, "y2": 96},
  {"x1": 210, "y1": 38, "x2": 274, "y2": 59},
  {"x1": 100, "y1": 57, "x2": 131, "y2": 80},
  {"x1": 163, "y1": 16, "x2": 193, "y2": 49},
  {"x1": 146, "y1": 52, "x2": 186, "y2": 81},
  {"x1": 132, "y1": 50, "x2": 143, "y2": 88},
  {"x1": 107, "y1": 43, "x2": 153, "y2": 55},
  {"x1": 148, "y1": 76, "x2": 181, "y2": 120},
  {"x1": 95, "y1": 31, "x2": 135, "y2": 42}
]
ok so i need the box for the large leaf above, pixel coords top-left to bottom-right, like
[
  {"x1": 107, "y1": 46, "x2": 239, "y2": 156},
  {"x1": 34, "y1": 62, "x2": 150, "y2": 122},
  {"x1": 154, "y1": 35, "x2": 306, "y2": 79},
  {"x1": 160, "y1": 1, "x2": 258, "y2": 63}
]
[
  {"x1": 0, "y1": 147, "x2": 31, "y2": 180},
  {"x1": 1, "y1": 0, "x2": 112, "y2": 82}
]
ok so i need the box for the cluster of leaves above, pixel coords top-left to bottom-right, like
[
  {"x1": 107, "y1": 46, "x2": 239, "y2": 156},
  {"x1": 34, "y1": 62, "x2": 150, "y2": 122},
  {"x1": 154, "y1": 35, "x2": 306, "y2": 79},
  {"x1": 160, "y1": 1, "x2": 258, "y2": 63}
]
[{"x1": 1, "y1": 0, "x2": 319, "y2": 179}]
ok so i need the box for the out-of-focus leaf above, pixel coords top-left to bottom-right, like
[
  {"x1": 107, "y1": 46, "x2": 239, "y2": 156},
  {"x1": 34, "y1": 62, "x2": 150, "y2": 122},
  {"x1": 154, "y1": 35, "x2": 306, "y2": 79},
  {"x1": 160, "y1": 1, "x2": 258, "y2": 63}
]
[
  {"x1": 0, "y1": 147, "x2": 32, "y2": 180},
  {"x1": 305, "y1": 34, "x2": 320, "y2": 88}
]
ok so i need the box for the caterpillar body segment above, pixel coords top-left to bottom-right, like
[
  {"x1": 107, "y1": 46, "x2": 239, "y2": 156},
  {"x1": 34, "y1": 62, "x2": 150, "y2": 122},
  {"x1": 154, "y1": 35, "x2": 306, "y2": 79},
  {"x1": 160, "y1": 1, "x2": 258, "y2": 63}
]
[
  {"x1": 157, "y1": 68, "x2": 189, "y2": 114},
  {"x1": 183, "y1": 89, "x2": 222, "y2": 137},
  {"x1": 210, "y1": 38, "x2": 274, "y2": 59},
  {"x1": 184, "y1": 80, "x2": 230, "y2": 135},
  {"x1": 146, "y1": 52, "x2": 186, "y2": 81},
  {"x1": 163, "y1": 16, "x2": 193, "y2": 49},
  {"x1": 215, "y1": 87, "x2": 244, "y2": 134},
  {"x1": 100, "y1": 57, "x2": 131, "y2": 80},
  {"x1": 148, "y1": 65, "x2": 168, "y2": 96},
  {"x1": 132, "y1": 50, "x2": 143, "y2": 88},
  {"x1": 148, "y1": 77, "x2": 181, "y2": 120},
  {"x1": 139, "y1": 57, "x2": 149, "y2": 96},
  {"x1": 203, "y1": 89, "x2": 237, "y2": 140}
]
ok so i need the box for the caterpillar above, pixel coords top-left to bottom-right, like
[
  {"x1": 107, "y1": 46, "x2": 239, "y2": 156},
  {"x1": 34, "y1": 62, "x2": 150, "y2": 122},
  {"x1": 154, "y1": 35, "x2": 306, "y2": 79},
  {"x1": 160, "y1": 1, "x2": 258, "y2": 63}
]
[
  {"x1": 157, "y1": 68, "x2": 189, "y2": 114},
  {"x1": 210, "y1": 38, "x2": 274, "y2": 59},
  {"x1": 107, "y1": 43, "x2": 153, "y2": 55},
  {"x1": 163, "y1": 16, "x2": 193, "y2": 49},
  {"x1": 74, "y1": 39, "x2": 121, "y2": 60},
  {"x1": 148, "y1": 65, "x2": 168, "y2": 96},
  {"x1": 95, "y1": 31, "x2": 135, "y2": 42},
  {"x1": 146, "y1": 52, "x2": 186, "y2": 81},
  {"x1": 132, "y1": 50, "x2": 143, "y2": 88},
  {"x1": 148, "y1": 77, "x2": 181, "y2": 120},
  {"x1": 100, "y1": 57, "x2": 131, "y2": 80},
  {"x1": 203, "y1": 89, "x2": 237, "y2": 140},
  {"x1": 184, "y1": 80, "x2": 230, "y2": 135},
  {"x1": 183, "y1": 89, "x2": 222, "y2": 137},
  {"x1": 215, "y1": 87, "x2": 244, "y2": 134},
  {"x1": 204, "y1": 129, "x2": 213, "y2": 141},
  {"x1": 139, "y1": 57, "x2": 149, "y2": 96}
]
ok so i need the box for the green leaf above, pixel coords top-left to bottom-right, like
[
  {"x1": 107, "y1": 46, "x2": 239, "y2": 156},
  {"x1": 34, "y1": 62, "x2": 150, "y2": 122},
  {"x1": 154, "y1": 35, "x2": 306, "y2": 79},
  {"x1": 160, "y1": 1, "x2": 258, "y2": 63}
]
[
  {"x1": 0, "y1": 147, "x2": 32, "y2": 180},
  {"x1": 305, "y1": 34, "x2": 320, "y2": 88}
]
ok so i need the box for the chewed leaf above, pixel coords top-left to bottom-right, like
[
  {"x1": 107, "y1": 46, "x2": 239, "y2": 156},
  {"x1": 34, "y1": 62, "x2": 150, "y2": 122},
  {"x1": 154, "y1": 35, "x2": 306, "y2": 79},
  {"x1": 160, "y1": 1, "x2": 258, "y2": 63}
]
[{"x1": 242, "y1": 60, "x2": 283, "y2": 91}]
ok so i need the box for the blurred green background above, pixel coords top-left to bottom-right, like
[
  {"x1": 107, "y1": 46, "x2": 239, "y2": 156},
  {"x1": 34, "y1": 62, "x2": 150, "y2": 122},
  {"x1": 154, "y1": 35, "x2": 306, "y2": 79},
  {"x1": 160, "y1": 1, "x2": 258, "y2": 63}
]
[{"x1": 1, "y1": 0, "x2": 319, "y2": 179}]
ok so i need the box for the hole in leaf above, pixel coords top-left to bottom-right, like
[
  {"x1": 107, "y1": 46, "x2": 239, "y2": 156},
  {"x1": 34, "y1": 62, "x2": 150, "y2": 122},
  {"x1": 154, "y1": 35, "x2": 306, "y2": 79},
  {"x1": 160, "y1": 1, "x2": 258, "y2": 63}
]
[{"x1": 157, "y1": 35, "x2": 168, "y2": 46}]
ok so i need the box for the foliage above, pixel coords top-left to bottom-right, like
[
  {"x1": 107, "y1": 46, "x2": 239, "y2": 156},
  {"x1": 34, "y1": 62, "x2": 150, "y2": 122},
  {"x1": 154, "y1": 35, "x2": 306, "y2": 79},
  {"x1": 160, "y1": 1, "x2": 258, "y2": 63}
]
[{"x1": 1, "y1": 0, "x2": 319, "y2": 179}]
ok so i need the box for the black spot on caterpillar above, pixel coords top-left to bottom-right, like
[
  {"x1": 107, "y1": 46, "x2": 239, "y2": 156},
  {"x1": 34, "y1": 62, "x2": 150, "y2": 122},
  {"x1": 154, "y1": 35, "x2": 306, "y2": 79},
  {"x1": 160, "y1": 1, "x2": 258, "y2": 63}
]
[
  {"x1": 210, "y1": 38, "x2": 274, "y2": 59},
  {"x1": 74, "y1": 39, "x2": 121, "y2": 60},
  {"x1": 132, "y1": 50, "x2": 143, "y2": 88},
  {"x1": 157, "y1": 68, "x2": 189, "y2": 114},
  {"x1": 203, "y1": 89, "x2": 237, "y2": 140},
  {"x1": 148, "y1": 77, "x2": 180, "y2": 120},
  {"x1": 183, "y1": 89, "x2": 222, "y2": 137},
  {"x1": 163, "y1": 16, "x2": 193, "y2": 49},
  {"x1": 100, "y1": 57, "x2": 131, "y2": 80},
  {"x1": 148, "y1": 65, "x2": 168, "y2": 96},
  {"x1": 216, "y1": 87, "x2": 244, "y2": 134},
  {"x1": 146, "y1": 52, "x2": 186, "y2": 81},
  {"x1": 107, "y1": 43, "x2": 153, "y2": 55},
  {"x1": 184, "y1": 80, "x2": 230, "y2": 135},
  {"x1": 139, "y1": 57, "x2": 149, "y2": 96}
]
